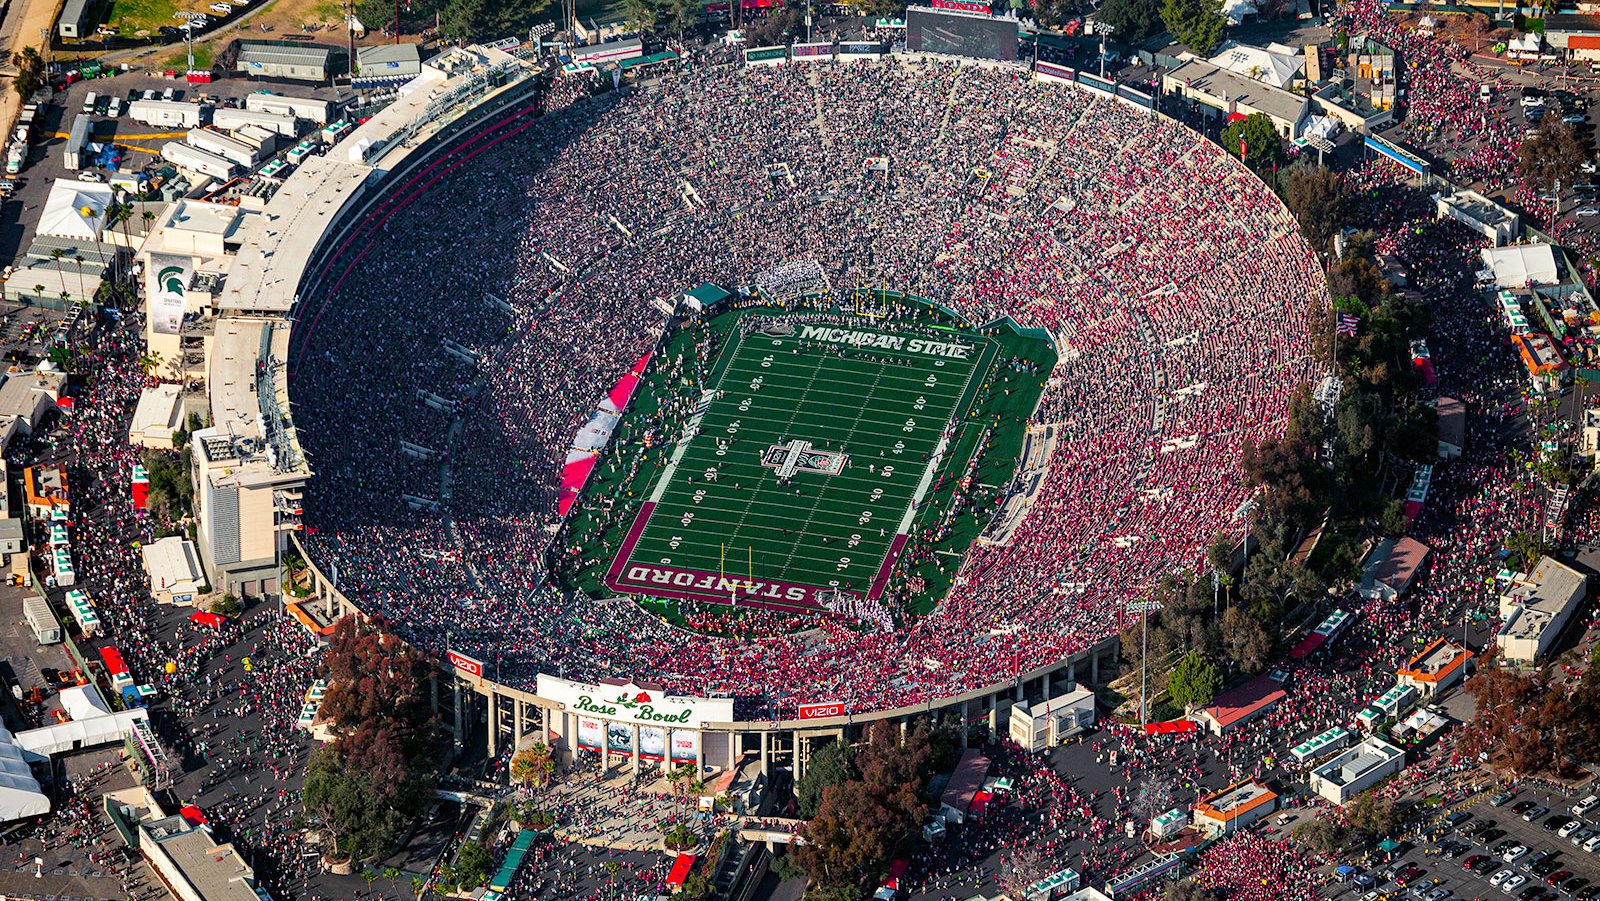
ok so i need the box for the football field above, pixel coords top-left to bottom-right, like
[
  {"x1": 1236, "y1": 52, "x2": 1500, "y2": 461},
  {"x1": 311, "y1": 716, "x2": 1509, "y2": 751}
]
[{"x1": 603, "y1": 316, "x2": 999, "y2": 612}]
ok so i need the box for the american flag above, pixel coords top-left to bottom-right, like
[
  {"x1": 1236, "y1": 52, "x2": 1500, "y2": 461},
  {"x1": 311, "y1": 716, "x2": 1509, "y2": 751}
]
[{"x1": 1335, "y1": 313, "x2": 1360, "y2": 336}]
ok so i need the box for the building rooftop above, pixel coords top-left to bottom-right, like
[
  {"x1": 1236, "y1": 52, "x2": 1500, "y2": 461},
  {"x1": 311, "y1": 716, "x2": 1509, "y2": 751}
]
[
  {"x1": 1505, "y1": 555, "x2": 1587, "y2": 615},
  {"x1": 1200, "y1": 675, "x2": 1287, "y2": 730},
  {"x1": 1398, "y1": 637, "x2": 1473, "y2": 684},
  {"x1": 1374, "y1": 536, "x2": 1431, "y2": 589},
  {"x1": 1194, "y1": 780, "x2": 1277, "y2": 821},
  {"x1": 130, "y1": 383, "x2": 184, "y2": 438},
  {"x1": 238, "y1": 40, "x2": 341, "y2": 66},
  {"x1": 0, "y1": 369, "x2": 62, "y2": 421},
  {"x1": 1312, "y1": 736, "x2": 1404, "y2": 787},
  {"x1": 147, "y1": 823, "x2": 263, "y2": 900},
  {"x1": 209, "y1": 318, "x2": 268, "y2": 440},
  {"x1": 1167, "y1": 59, "x2": 1308, "y2": 124},
  {"x1": 142, "y1": 536, "x2": 202, "y2": 590},
  {"x1": 1437, "y1": 396, "x2": 1466, "y2": 449},
  {"x1": 23, "y1": 462, "x2": 68, "y2": 509}
]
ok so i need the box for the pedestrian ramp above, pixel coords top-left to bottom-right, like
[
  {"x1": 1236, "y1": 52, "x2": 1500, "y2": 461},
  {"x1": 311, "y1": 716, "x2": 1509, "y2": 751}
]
[{"x1": 481, "y1": 829, "x2": 539, "y2": 899}]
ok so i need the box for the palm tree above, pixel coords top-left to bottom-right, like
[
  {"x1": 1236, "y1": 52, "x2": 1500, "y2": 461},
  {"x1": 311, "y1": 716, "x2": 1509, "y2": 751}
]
[
  {"x1": 138, "y1": 350, "x2": 164, "y2": 380},
  {"x1": 32, "y1": 284, "x2": 44, "y2": 306},
  {"x1": 48, "y1": 248, "x2": 66, "y2": 304},
  {"x1": 72, "y1": 255, "x2": 86, "y2": 303}
]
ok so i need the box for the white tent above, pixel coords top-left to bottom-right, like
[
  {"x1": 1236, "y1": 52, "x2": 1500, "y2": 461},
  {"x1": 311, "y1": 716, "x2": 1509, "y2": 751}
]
[
  {"x1": 1481, "y1": 244, "x2": 1559, "y2": 287},
  {"x1": 1209, "y1": 41, "x2": 1302, "y2": 88},
  {"x1": 58, "y1": 683, "x2": 109, "y2": 720},
  {"x1": 15, "y1": 707, "x2": 147, "y2": 758},
  {"x1": 0, "y1": 724, "x2": 48, "y2": 821},
  {"x1": 37, "y1": 179, "x2": 114, "y2": 241}
]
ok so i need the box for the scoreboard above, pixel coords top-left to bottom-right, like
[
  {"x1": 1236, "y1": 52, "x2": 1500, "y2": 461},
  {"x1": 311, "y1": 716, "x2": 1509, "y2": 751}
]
[{"x1": 906, "y1": 6, "x2": 1019, "y2": 62}]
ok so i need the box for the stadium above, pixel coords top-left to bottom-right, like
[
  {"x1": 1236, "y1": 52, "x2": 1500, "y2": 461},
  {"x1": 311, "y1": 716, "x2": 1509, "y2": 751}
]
[{"x1": 281, "y1": 53, "x2": 1324, "y2": 776}]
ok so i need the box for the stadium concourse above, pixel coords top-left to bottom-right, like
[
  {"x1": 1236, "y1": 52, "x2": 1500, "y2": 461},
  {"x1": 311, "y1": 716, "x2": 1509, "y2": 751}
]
[{"x1": 288, "y1": 56, "x2": 1324, "y2": 745}]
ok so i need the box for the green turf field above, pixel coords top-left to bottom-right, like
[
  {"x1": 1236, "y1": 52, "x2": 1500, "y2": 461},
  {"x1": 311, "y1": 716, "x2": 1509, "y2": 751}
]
[{"x1": 557, "y1": 292, "x2": 1054, "y2": 627}]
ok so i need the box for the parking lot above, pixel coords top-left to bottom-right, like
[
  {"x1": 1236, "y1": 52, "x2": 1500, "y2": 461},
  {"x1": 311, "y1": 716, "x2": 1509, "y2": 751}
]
[
  {"x1": 0, "y1": 69, "x2": 341, "y2": 266},
  {"x1": 1331, "y1": 788, "x2": 1600, "y2": 901}
]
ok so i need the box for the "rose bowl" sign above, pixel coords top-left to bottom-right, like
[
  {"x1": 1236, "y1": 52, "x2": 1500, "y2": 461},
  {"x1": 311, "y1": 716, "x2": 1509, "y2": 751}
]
[{"x1": 537, "y1": 675, "x2": 734, "y2": 730}]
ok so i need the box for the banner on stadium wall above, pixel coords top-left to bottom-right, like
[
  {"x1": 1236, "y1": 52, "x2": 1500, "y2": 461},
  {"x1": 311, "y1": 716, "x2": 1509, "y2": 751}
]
[
  {"x1": 148, "y1": 254, "x2": 190, "y2": 336},
  {"x1": 798, "y1": 701, "x2": 847, "y2": 720},
  {"x1": 606, "y1": 721, "x2": 634, "y2": 755},
  {"x1": 446, "y1": 649, "x2": 484, "y2": 678},
  {"x1": 577, "y1": 717, "x2": 603, "y2": 751},
  {"x1": 1034, "y1": 60, "x2": 1074, "y2": 84},
  {"x1": 537, "y1": 674, "x2": 735, "y2": 730},
  {"x1": 1075, "y1": 71, "x2": 1115, "y2": 96},
  {"x1": 670, "y1": 730, "x2": 698, "y2": 763},
  {"x1": 792, "y1": 42, "x2": 833, "y2": 60},
  {"x1": 639, "y1": 726, "x2": 667, "y2": 761},
  {"x1": 744, "y1": 45, "x2": 788, "y2": 65},
  {"x1": 928, "y1": 0, "x2": 990, "y2": 11},
  {"x1": 838, "y1": 41, "x2": 884, "y2": 57},
  {"x1": 1116, "y1": 84, "x2": 1154, "y2": 108}
]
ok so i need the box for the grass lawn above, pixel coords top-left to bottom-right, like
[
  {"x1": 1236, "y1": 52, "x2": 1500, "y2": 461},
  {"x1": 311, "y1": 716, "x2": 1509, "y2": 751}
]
[{"x1": 101, "y1": 0, "x2": 181, "y2": 38}]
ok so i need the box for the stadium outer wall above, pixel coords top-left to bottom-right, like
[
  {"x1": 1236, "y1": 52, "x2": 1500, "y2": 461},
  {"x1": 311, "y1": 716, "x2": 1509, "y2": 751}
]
[{"x1": 278, "y1": 59, "x2": 1128, "y2": 782}]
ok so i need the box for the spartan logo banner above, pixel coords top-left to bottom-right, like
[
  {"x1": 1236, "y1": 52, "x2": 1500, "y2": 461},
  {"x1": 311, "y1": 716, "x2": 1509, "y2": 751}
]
[{"x1": 149, "y1": 254, "x2": 190, "y2": 336}]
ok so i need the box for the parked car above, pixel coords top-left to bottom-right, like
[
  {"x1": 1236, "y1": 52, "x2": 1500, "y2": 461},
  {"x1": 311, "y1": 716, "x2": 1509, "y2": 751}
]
[
  {"x1": 1505, "y1": 845, "x2": 1529, "y2": 863},
  {"x1": 1493, "y1": 869, "x2": 1516, "y2": 887},
  {"x1": 1542, "y1": 814, "x2": 1573, "y2": 832},
  {"x1": 1575, "y1": 795, "x2": 1600, "y2": 816},
  {"x1": 1570, "y1": 828, "x2": 1594, "y2": 846},
  {"x1": 1584, "y1": 834, "x2": 1600, "y2": 853},
  {"x1": 1560, "y1": 819, "x2": 1584, "y2": 837},
  {"x1": 1492, "y1": 790, "x2": 1520, "y2": 807},
  {"x1": 1523, "y1": 806, "x2": 1549, "y2": 822},
  {"x1": 1503, "y1": 874, "x2": 1528, "y2": 893}
]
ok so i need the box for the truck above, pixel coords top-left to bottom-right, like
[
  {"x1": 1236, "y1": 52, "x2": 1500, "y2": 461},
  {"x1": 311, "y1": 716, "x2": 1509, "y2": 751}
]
[
  {"x1": 63, "y1": 115, "x2": 93, "y2": 170},
  {"x1": 244, "y1": 91, "x2": 332, "y2": 124},
  {"x1": 22, "y1": 596, "x2": 60, "y2": 645},
  {"x1": 186, "y1": 127, "x2": 259, "y2": 167},
  {"x1": 160, "y1": 141, "x2": 239, "y2": 181},
  {"x1": 128, "y1": 98, "x2": 207, "y2": 129},
  {"x1": 6, "y1": 142, "x2": 27, "y2": 175},
  {"x1": 211, "y1": 106, "x2": 298, "y2": 137}
]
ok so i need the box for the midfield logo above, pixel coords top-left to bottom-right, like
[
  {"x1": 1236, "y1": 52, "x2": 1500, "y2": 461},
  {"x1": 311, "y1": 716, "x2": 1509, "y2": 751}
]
[{"x1": 761, "y1": 440, "x2": 848, "y2": 476}]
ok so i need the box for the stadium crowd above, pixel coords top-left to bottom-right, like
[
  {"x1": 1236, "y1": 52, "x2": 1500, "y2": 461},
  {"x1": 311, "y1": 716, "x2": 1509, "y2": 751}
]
[{"x1": 292, "y1": 56, "x2": 1324, "y2": 719}]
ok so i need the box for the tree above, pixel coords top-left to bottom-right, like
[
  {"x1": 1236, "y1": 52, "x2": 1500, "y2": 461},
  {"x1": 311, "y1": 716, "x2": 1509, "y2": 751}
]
[
  {"x1": 12, "y1": 47, "x2": 42, "y2": 101},
  {"x1": 1505, "y1": 530, "x2": 1547, "y2": 572},
  {"x1": 303, "y1": 725, "x2": 433, "y2": 862},
  {"x1": 1519, "y1": 118, "x2": 1587, "y2": 192},
  {"x1": 1282, "y1": 163, "x2": 1348, "y2": 251},
  {"x1": 1345, "y1": 791, "x2": 1399, "y2": 839},
  {"x1": 796, "y1": 739, "x2": 857, "y2": 818},
  {"x1": 1160, "y1": 0, "x2": 1226, "y2": 55},
  {"x1": 793, "y1": 721, "x2": 935, "y2": 893},
  {"x1": 209, "y1": 593, "x2": 241, "y2": 616},
  {"x1": 1221, "y1": 112, "x2": 1284, "y2": 169},
  {"x1": 510, "y1": 743, "x2": 556, "y2": 786},
  {"x1": 318, "y1": 615, "x2": 433, "y2": 735},
  {"x1": 1218, "y1": 605, "x2": 1271, "y2": 672},
  {"x1": 1291, "y1": 814, "x2": 1352, "y2": 855},
  {"x1": 453, "y1": 841, "x2": 492, "y2": 890},
  {"x1": 1166, "y1": 651, "x2": 1221, "y2": 711},
  {"x1": 622, "y1": 0, "x2": 661, "y2": 32},
  {"x1": 1166, "y1": 878, "x2": 1224, "y2": 901},
  {"x1": 439, "y1": 0, "x2": 550, "y2": 40},
  {"x1": 1096, "y1": 0, "x2": 1164, "y2": 41}
]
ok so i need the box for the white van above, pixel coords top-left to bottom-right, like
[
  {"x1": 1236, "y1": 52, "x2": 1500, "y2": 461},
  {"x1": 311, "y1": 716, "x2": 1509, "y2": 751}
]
[
  {"x1": 1480, "y1": 84, "x2": 1493, "y2": 103},
  {"x1": 1573, "y1": 795, "x2": 1599, "y2": 816},
  {"x1": 81, "y1": 91, "x2": 96, "y2": 114},
  {"x1": 108, "y1": 96, "x2": 121, "y2": 117}
]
